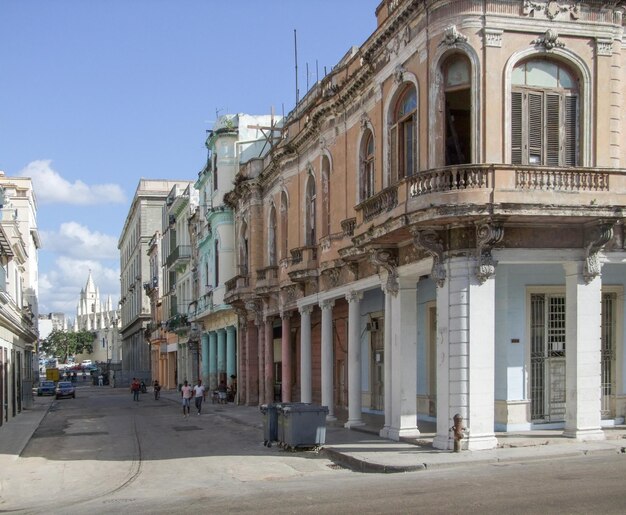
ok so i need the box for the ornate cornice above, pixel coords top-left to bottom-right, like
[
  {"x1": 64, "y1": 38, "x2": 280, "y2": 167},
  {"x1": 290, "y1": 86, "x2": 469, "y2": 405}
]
[
  {"x1": 369, "y1": 248, "x2": 399, "y2": 296},
  {"x1": 412, "y1": 229, "x2": 446, "y2": 288},
  {"x1": 583, "y1": 222, "x2": 614, "y2": 283}
]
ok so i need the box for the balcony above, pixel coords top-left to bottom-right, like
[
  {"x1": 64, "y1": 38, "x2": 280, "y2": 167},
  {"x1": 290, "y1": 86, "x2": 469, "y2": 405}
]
[
  {"x1": 352, "y1": 164, "x2": 626, "y2": 248},
  {"x1": 288, "y1": 246, "x2": 319, "y2": 284},
  {"x1": 166, "y1": 245, "x2": 191, "y2": 270},
  {"x1": 224, "y1": 271, "x2": 252, "y2": 305},
  {"x1": 256, "y1": 265, "x2": 279, "y2": 296}
]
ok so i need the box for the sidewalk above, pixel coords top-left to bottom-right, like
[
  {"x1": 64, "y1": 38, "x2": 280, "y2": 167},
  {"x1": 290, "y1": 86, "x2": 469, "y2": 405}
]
[{"x1": 2, "y1": 386, "x2": 625, "y2": 474}]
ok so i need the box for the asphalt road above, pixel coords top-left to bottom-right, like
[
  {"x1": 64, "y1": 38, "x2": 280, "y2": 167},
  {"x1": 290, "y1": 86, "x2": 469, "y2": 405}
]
[{"x1": 2, "y1": 386, "x2": 626, "y2": 514}]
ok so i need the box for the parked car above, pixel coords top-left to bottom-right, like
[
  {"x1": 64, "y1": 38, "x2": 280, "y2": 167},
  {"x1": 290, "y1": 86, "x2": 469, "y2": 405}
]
[
  {"x1": 55, "y1": 381, "x2": 76, "y2": 400},
  {"x1": 37, "y1": 380, "x2": 56, "y2": 396}
]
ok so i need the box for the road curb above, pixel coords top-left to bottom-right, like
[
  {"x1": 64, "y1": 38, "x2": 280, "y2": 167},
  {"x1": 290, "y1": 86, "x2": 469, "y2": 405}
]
[{"x1": 321, "y1": 447, "x2": 427, "y2": 473}]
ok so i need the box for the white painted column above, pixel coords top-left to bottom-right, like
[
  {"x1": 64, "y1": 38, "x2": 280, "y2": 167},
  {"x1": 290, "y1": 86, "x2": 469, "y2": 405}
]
[
  {"x1": 433, "y1": 256, "x2": 497, "y2": 450},
  {"x1": 563, "y1": 261, "x2": 605, "y2": 440},
  {"x1": 387, "y1": 275, "x2": 420, "y2": 440},
  {"x1": 321, "y1": 300, "x2": 335, "y2": 420},
  {"x1": 345, "y1": 291, "x2": 364, "y2": 428},
  {"x1": 380, "y1": 289, "x2": 392, "y2": 438},
  {"x1": 299, "y1": 305, "x2": 313, "y2": 403}
]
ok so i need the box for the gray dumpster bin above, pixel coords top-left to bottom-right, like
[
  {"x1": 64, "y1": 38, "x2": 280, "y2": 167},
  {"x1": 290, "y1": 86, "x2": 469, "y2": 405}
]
[
  {"x1": 279, "y1": 403, "x2": 329, "y2": 450},
  {"x1": 260, "y1": 403, "x2": 282, "y2": 447}
]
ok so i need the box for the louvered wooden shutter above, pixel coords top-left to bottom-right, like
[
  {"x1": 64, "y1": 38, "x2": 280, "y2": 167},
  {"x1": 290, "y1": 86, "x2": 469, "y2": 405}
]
[
  {"x1": 546, "y1": 93, "x2": 561, "y2": 166},
  {"x1": 563, "y1": 95, "x2": 578, "y2": 166},
  {"x1": 511, "y1": 91, "x2": 523, "y2": 164},
  {"x1": 528, "y1": 92, "x2": 544, "y2": 165}
]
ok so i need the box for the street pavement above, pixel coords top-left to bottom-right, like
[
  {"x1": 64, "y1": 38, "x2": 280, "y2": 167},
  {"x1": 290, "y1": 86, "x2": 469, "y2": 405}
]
[{"x1": 1, "y1": 384, "x2": 625, "y2": 474}]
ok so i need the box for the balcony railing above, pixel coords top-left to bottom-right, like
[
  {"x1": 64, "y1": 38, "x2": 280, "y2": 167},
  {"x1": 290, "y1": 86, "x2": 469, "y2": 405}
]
[
  {"x1": 166, "y1": 245, "x2": 191, "y2": 268},
  {"x1": 356, "y1": 185, "x2": 398, "y2": 222}
]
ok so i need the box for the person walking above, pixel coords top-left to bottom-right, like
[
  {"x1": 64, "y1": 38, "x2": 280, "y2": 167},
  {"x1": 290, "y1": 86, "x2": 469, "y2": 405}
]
[
  {"x1": 153, "y1": 380, "x2": 161, "y2": 400},
  {"x1": 181, "y1": 380, "x2": 192, "y2": 417},
  {"x1": 193, "y1": 379, "x2": 206, "y2": 415},
  {"x1": 131, "y1": 377, "x2": 141, "y2": 401},
  {"x1": 98, "y1": 374, "x2": 104, "y2": 386}
]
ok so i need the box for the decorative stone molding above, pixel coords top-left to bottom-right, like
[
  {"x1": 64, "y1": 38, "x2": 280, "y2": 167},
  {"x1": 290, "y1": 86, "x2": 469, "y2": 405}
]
[
  {"x1": 412, "y1": 229, "x2": 446, "y2": 288},
  {"x1": 583, "y1": 223, "x2": 614, "y2": 284},
  {"x1": 475, "y1": 223, "x2": 504, "y2": 284},
  {"x1": 320, "y1": 299, "x2": 335, "y2": 311},
  {"x1": 360, "y1": 112, "x2": 371, "y2": 130},
  {"x1": 280, "y1": 309, "x2": 292, "y2": 320},
  {"x1": 484, "y1": 29, "x2": 503, "y2": 48},
  {"x1": 531, "y1": 29, "x2": 565, "y2": 50},
  {"x1": 523, "y1": 1, "x2": 580, "y2": 20},
  {"x1": 245, "y1": 300, "x2": 262, "y2": 325},
  {"x1": 345, "y1": 290, "x2": 363, "y2": 303},
  {"x1": 283, "y1": 284, "x2": 300, "y2": 304},
  {"x1": 596, "y1": 38, "x2": 613, "y2": 57},
  {"x1": 299, "y1": 305, "x2": 314, "y2": 316},
  {"x1": 393, "y1": 64, "x2": 405, "y2": 84},
  {"x1": 322, "y1": 267, "x2": 341, "y2": 289},
  {"x1": 369, "y1": 249, "x2": 399, "y2": 296},
  {"x1": 440, "y1": 25, "x2": 467, "y2": 48}
]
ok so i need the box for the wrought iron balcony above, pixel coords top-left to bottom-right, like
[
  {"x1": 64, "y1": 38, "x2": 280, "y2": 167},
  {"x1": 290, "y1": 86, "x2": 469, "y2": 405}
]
[{"x1": 166, "y1": 245, "x2": 191, "y2": 269}]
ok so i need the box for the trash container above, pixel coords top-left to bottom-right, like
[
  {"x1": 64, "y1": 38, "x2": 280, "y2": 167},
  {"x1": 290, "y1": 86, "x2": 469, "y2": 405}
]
[
  {"x1": 260, "y1": 403, "x2": 282, "y2": 447},
  {"x1": 279, "y1": 404, "x2": 329, "y2": 450}
]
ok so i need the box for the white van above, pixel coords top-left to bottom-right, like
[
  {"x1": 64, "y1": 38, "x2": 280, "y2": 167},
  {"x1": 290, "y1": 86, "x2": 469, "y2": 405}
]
[{"x1": 81, "y1": 360, "x2": 92, "y2": 366}]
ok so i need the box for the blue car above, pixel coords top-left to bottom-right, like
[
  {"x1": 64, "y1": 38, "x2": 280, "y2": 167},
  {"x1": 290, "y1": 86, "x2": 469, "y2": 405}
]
[
  {"x1": 55, "y1": 381, "x2": 76, "y2": 399},
  {"x1": 37, "y1": 380, "x2": 56, "y2": 396}
]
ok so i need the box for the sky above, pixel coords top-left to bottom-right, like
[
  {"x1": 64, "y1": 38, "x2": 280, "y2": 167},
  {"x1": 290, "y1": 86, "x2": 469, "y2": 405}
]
[{"x1": 0, "y1": 0, "x2": 380, "y2": 321}]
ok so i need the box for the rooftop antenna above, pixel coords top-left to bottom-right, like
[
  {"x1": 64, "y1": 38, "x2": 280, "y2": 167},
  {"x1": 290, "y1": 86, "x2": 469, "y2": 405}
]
[{"x1": 294, "y1": 29, "x2": 299, "y2": 107}]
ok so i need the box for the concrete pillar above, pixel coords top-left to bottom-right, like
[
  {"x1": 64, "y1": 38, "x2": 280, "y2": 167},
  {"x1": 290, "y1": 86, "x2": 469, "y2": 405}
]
[
  {"x1": 226, "y1": 325, "x2": 236, "y2": 386},
  {"x1": 256, "y1": 318, "x2": 265, "y2": 405},
  {"x1": 380, "y1": 286, "x2": 393, "y2": 438},
  {"x1": 321, "y1": 300, "x2": 335, "y2": 420},
  {"x1": 433, "y1": 256, "x2": 497, "y2": 450},
  {"x1": 387, "y1": 275, "x2": 420, "y2": 440},
  {"x1": 281, "y1": 311, "x2": 292, "y2": 402},
  {"x1": 300, "y1": 305, "x2": 313, "y2": 403},
  {"x1": 345, "y1": 291, "x2": 364, "y2": 428},
  {"x1": 208, "y1": 331, "x2": 217, "y2": 390},
  {"x1": 264, "y1": 317, "x2": 275, "y2": 404},
  {"x1": 217, "y1": 328, "x2": 226, "y2": 385},
  {"x1": 201, "y1": 333, "x2": 209, "y2": 387},
  {"x1": 246, "y1": 320, "x2": 259, "y2": 406},
  {"x1": 563, "y1": 261, "x2": 605, "y2": 440},
  {"x1": 237, "y1": 320, "x2": 247, "y2": 404}
]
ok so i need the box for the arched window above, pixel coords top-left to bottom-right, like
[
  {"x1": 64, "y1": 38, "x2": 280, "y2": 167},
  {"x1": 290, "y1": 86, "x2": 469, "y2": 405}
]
[
  {"x1": 305, "y1": 174, "x2": 316, "y2": 246},
  {"x1": 390, "y1": 85, "x2": 416, "y2": 183},
  {"x1": 443, "y1": 54, "x2": 472, "y2": 165},
  {"x1": 280, "y1": 191, "x2": 288, "y2": 260},
  {"x1": 239, "y1": 221, "x2": 248, "y2": 276},
  {"x1": 321, "y1": 156, "x2": 331, "y2": 237},
  {"x1": 360, "y1": 129, "x2": 375, "y2": 201},
  {"x1": 204, "y1": 260, "x2": 210, "y2": 288},
  {"x1": 268, "y1": 205, "x2": 277, "y2": 266},
  {"x1": 511, "y1": 59, "x2": 579, "y2": 166}
]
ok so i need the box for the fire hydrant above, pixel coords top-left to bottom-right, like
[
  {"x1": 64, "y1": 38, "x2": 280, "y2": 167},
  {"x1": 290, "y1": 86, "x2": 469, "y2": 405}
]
[{"x1": 452, "y1": 413, "x2": 465, "y2": 452}]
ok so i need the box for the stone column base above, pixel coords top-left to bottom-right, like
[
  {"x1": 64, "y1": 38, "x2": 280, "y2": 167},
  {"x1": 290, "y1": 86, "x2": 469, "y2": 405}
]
[
  {"x1": 563, "y1": 428, "x2": 605, "y2": 441},
  {"x1": 344, "y1": 419, "x2": 365, "y2": 429},
  {"x1": 388, "y1": 427, "x2": 421, "y2": 441}
]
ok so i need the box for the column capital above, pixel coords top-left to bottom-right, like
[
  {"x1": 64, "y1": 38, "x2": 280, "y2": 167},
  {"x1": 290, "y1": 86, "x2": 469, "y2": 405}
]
[
  {"x1": 320, "y1": 299, "x2": 335, "y2": 311},
  {"x1": 345, "y1": 290, "x2": 363, "y2": 303},
  {"x1": 280, "y1": 310, "x2": 292, "y2": 320},
  {"x1": 299, "y1": 305, "x2": 314, "y2": 316},
  {"x1": 583, "y1": 222, "x2": 613, "y2": 283},
  {"x1": 475, "y1": 221, "x2": 504, "y2": 284}
]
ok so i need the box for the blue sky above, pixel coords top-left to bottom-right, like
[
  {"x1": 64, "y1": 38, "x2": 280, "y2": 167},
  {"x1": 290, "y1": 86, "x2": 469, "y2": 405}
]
[{"x1": 0, "y1": 0, "x2": 380, "y2": 319}]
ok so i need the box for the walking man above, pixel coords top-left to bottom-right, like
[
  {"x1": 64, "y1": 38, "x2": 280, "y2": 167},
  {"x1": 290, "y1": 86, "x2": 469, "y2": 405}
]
[
  {"x1": 131, "y1": 377, "x2": 140, "y2": 401},
  {"x1": 193, "y1": 379, "x2": 206, "y2": 415},
  {"x1": 181, "y1": 380, "x2": 192, "y2": 417}
]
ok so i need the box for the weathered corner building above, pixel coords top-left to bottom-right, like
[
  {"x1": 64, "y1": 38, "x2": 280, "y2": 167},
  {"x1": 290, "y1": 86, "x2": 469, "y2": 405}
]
[{"x1": 225, "y1": 0, "x2": 626, "y2": 450}]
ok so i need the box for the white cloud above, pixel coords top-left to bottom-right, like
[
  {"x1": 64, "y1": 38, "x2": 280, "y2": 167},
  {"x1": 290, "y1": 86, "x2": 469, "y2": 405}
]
[
  {"x1": 19, "y1": 160, "x2": 126, "y2": 205},
  {"x1": 39, "y1": 258, "x2": 119, "y2": 317},
  {"x1": 41, "y1": 222, "x2": 119, "y2": 260}
]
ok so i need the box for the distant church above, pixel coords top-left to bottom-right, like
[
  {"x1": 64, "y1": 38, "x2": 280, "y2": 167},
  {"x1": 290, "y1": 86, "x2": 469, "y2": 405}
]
[{"x1": 72, "y1": 272, "x2": 122, "y2": 364}]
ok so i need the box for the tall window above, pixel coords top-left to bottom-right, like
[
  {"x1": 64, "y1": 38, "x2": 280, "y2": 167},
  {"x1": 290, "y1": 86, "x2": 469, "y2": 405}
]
[
  {"x1": 360, "y1": 129, "x2": 375, "y2": 200},
  {"x1": 390, "y1": 85, "x2": 416, "y2": 183},
  {"x1": 239, "y1": 222, "x2": 248, "y2": 276},
  {"x1": 214, "y1": 240, "x2": 220, "y2": 286},
  {"x1": 321, "y1": 156, "x2": 331, "y2": 237},
  {"x1": 268, "y1": 205, "x2": 277, "y2": 266},
  {"x1": 443, "y1": 55, "x2": 472, "y2": 165},
  {"x1": 511, "y1": 59, "x2": 579, "y2": 166},
  {"x1": 280, "y1": 192, "x2": 288, "y2": 260},
  {"x1": 305, "y1": 174, "x2": 316, "y2": 246}
]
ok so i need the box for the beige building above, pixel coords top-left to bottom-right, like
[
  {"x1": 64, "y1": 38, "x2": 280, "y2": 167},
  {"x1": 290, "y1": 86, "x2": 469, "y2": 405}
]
[
  {"x1": 0, "y1": 172, "x2": 40, "y2": 425},
  {"x1": 225, "y1": 0, "x2": 626, "y2": 450}
]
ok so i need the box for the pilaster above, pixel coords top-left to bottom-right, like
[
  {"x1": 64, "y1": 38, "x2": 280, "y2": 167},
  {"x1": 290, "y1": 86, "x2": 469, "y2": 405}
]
[{"x1": 345, "y1": 291, "x2": 364, "y2": 428}]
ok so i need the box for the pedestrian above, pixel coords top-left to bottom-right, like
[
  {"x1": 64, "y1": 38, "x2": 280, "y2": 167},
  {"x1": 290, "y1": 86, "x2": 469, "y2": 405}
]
[
  {"x1": 98, "y1": 374, "x2": 103, "y2": 386},
  {"x1": 193, "y1": 379, "x2": 206, "y2": 415},
  {"x1": 131, "y1": 377, "x2": 140, "y2": 401},
  {"x1": 153, "y1": 380, "x2": 161, "y2": 400},
  {"x1": 181, "y1": 380, "x2": 192, "y2": 417}
]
